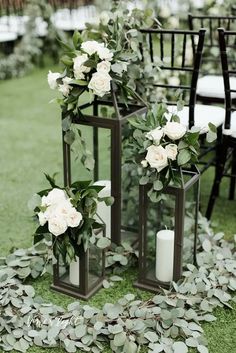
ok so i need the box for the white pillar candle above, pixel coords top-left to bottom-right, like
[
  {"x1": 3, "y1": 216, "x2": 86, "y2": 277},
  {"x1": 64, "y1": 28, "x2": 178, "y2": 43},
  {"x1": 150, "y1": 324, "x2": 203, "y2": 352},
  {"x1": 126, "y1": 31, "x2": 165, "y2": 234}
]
[
  {"x1": 69, "y1": 256, "x2": 80, "y2": 286},
  {"x1": 155, "y1": 230, "x2": 175, "y2": 283},
  {"x1": 93, "y1": 180, "x2": 111, "y2": 239}
]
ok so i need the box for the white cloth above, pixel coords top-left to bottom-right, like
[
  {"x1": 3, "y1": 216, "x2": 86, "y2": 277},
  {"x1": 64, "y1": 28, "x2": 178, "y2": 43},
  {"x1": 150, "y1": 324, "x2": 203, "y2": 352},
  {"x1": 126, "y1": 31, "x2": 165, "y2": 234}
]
[
  {"x1": 197, "y1": 75, "x2": 236, "y2": 99},
  {"x1": 223, "y1": 111, "x2": 236, "y2": 137},
  {"x1": 0, "y1": 31, "x2": 17, "y2": 42},
  {"x1": 167, "y1": 104, "x2": 225, "y2": 134},
  {"x1": 52, "y1": 6, "x2": 98, "y2": 31}
]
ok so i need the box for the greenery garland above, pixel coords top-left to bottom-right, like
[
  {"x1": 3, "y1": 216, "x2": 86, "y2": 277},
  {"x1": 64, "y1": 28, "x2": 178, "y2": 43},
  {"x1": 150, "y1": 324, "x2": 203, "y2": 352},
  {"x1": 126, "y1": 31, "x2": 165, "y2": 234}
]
[
  {"x1": 0, "y1": 0, "x2": 63, "y2": 80},
  {"x1": 0, "y1": 214, "x2": 235, "y2": 353}
]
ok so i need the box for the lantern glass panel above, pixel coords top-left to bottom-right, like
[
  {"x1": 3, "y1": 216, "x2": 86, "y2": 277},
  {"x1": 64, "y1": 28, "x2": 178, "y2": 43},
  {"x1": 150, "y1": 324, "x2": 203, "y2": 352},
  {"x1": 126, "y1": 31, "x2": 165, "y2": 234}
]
[
  {"x1": 70, "y1": 124, "x2": 94, "y2": 181},
  {"x1": 88, "y1": 243, "x2": 104, "y2": 287},
  {"x1": 65, "y1": 97, "x2": 147, "y2": 245},
  {"x1": 145, "y1": 193, "x2": 176, "y2": 284},
  {"x1": 70, "y1": 124, "x2": 111, "y2": 182},
  {"x1": 135, "y1": 168, "x2": 200, "y2": 292},
  {"x1": 121, "y1": 123, "x2": 140, "y2": 244},
  {"x1": 183, "y1": 174, "x2": 199, "y2": 264},
  {"x1": 52, "y1": 241, "x2": 105, "y2": 300}
]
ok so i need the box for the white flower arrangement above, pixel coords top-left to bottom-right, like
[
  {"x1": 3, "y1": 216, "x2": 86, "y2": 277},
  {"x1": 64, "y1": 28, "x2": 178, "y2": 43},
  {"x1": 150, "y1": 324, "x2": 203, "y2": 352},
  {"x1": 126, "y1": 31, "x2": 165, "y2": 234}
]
[
  {"x1": 37, "y1": 188, "x2": 82, "y2": 237},
  {"x1": 32, "y1": 177, "x2": 113, "y2": 264},
  {"x1": 143, "y1": 120, "x2": 187, "y2": 172},
  {"x1": 47, "y1": 39, "x2": 123, "y2": 99},
  {"x1": 129, "y1": 103, "x2": 202, "y2": 202}
]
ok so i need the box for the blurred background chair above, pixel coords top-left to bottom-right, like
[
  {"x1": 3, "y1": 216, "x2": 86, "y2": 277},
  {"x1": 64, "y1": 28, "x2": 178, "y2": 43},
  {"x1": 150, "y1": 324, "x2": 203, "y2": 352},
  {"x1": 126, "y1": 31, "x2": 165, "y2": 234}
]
[
  {"x1": 140, "y1": 28, "x2": 225, "y2": 174},
  {"x1": 50, "y1": 0, "x2": 98, "y2": 34},
  {"x1": 206, "y1": 28, "x2": 236, "y2": 218},
  {"x1": 188, "y1": 14, "x2": 236, "y2": 105}
]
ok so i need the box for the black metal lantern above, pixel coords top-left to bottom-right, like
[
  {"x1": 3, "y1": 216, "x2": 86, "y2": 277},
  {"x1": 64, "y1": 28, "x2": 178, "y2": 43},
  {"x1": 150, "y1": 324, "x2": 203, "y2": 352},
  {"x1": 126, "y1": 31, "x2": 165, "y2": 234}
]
[
  {"x1": 62, "y1": 84, "x2": 147, "y2": 245},
  {"x1": 134, "y1": 167, "x2": 200, "y2": 291},
  {"x1": 51, "y1": 226, "x2": 105, "y2": 300}
]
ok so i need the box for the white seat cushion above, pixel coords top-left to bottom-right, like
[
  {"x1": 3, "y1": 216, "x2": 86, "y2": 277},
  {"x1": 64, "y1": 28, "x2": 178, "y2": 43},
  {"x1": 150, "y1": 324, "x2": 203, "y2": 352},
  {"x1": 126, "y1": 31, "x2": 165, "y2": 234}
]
[
  {"x1": 223, "y1": 111, "x2": 236, "y2": 137},
  {"x1": 167, "y1": 104, "x2": 225, "y2": 134},
  {"x1": 52, "y1": 6, "x2": 98, "y2": 31},
  {"x1": 197, "y1": 75, "x2": 236, "y2": 99},
  {"x1": 0, "y1": 31, "x2": 17, "y2": 42}
]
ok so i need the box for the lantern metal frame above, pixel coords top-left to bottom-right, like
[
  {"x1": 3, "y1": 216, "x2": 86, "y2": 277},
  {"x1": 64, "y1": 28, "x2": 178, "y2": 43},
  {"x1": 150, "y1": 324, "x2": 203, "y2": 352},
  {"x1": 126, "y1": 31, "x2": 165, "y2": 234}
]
[
  {"x1": 134, "y1": 166, "x2": 200, "y2": 292},
  {"x1": 51, "y1": 226, "x2": 106, "y2": 300},
  {"x1": 62, "y1": 84, "x2": 147, "y2": 245}
]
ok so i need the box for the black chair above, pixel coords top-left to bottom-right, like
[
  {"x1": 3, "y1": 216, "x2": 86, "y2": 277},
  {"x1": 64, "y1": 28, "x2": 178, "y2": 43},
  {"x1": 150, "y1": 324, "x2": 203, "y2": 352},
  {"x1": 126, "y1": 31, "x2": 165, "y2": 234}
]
[
  {"x1": 206, "y1": 28, "x2": 236, "y2": 219},
  {"x1": 188, "y1": 14, "x2": 236, "y2": 105},
  {"x1": 139, "y1": 28, "x2": 225, "y2": 173}
]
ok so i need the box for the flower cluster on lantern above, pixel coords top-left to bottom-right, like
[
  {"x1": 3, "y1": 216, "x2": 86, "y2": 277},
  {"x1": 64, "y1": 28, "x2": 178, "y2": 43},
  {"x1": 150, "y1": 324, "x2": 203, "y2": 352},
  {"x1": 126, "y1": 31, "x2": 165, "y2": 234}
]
[
  {"x1": 143, "y1": 121, "x2": 187, "y2": 172},
  {"x1": 128, "y1": 103, "x2": 201, "y2": 202},
  {"x1": 37, "y1": 188, "x2": 82, "y2": 237},
  {"x1": 47, "y1": 39, "x2": 128, "y2": 99}
]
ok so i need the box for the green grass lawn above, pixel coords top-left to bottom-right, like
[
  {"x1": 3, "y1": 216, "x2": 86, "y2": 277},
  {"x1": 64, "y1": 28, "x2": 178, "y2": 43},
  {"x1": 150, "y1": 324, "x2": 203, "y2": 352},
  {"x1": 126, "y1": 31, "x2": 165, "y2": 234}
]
[{"x1": 0, "y1": 66, "x2": 236, "y2": 353}]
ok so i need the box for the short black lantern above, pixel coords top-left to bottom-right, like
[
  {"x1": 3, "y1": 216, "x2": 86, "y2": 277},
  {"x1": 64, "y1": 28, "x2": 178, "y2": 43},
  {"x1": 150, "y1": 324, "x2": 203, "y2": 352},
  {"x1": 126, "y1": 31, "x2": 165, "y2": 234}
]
[
  {"x1": 62, "y1": 84, "x2": 147, "y2": 245},
  {"x1": 51, "y1": 226, "x2": 105, "y2": 300},
  {"x1": 134, "y1": 167, "x2": 200, "y2": 291}
]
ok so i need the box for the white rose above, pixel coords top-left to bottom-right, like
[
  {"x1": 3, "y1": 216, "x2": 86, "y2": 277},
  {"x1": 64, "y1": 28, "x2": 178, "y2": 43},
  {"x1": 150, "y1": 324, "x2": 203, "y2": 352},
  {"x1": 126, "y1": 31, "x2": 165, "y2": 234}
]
[
  {"x1": 53, "y1": 200, "x2": 73, "y2": 218},
  {"x1": 88, "y1": 71, "x2": 111, "y2": 97},
  {"x1": 38, "y1": 211, "x2": 47, "y2": 226},
  {"x1": 41, "y1": 195, "x2": 49, "y2": 207},
  {"x1": 160, "y1": 6, "x2": 171, "y2": 18},
  {"x1": 168, "y1": 76, "x2": 180, "y2": 86},
  {"x1": 163, "y1": 122, "x2": 187, "y2": 140},
  {"x1": 165, "y1": 144, "x2": 178, "y2": 161},
  {"x1": 145, "y1": 145, "x2": 168, "y2": 172},
  {"x1": 100, "y1": 11, "x2": 110, "y2": 26},
  {"x1": 209, "y1": 7, "x2": 218, "y2": 15},
  {"x1": 58, "y1": 82, "x2": 72, "y2": 97},
  {"x1": 168, "y1": 16, "x2": 179, "y2": 29},
  {"x1": 43, "y1": 189, "x2": 68, "y2": 207},
  {"x1": 47, "y1": 70, "x2": 60, "y2": 90},
  {"x1": 141, "y1": 160, "x2": 148, "y2": 168},
  {"x1": 62, "y1": 76, "x2": 73, "y2": 85},
  {"x1": 48, "y1": 215, "x2": 67, "y2": 237},
  {"x1": 97, "y1": 46, "x2": 113, "y2": 61},
  {"x1": 66, "y1": 209, "x2": 83, "y2": 228},
  {"x1": 73, "y1": 54, "x2": 90, "y2": 79},
  {"x1": 146, "y1": 127, "x2": 163, "y2": 144},
  {"x1": 97, "y1": 60, "x2": 111, "y2": 73},
  {"x1": 44, "y1": 205, "x2": 57, "y2": 220},
  {"x1": 81, "y1": 40, "x2": 104, "y2": 56}
]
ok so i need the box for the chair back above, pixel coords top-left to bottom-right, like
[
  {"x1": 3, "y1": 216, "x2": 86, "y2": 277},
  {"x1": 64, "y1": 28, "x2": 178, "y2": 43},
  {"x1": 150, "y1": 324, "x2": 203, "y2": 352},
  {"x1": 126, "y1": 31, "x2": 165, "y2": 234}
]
[
  {"x1": 140, "y1": 28, "x2": 206, "y2": 128},
  {"x1": 188, "y1": 14, "x2": 236, "y2": 73},
  {"x1": 218, "y1": 28, "x2": 236, "y2": 130}
]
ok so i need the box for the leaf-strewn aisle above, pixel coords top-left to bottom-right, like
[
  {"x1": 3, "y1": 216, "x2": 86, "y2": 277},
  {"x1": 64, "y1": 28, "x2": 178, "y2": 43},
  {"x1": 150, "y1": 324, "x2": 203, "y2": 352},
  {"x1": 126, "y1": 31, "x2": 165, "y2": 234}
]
[{"x1": 0, "y1": 67, "x2": 235, "y2": 353}]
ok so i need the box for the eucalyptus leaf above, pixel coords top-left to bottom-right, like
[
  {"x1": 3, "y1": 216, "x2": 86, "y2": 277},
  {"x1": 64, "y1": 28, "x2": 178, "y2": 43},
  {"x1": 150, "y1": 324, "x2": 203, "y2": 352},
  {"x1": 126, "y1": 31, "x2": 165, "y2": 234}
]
[
  {"x1": 172, "y1": 341, "x2": 188, "y2": 353},
  {"x1": 113, "y1": 332, "x2": 126, "y2": 347},
  {"x1": 97, "y1": 237, "x2": 111, "y2": 249}
]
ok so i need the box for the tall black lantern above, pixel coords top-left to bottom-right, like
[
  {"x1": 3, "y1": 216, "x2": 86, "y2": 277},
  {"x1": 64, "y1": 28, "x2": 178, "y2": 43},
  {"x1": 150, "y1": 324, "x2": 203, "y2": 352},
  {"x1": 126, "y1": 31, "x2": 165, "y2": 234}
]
[
  {"x1": 51, "y1": 226, "x2": 105, "y2": 300},
  {"x1": 62, "y1": 85, "x2": 147, "y2": 245},
  {"x1": 134, "y1": 167, "x2": 200, "y2": 292}
]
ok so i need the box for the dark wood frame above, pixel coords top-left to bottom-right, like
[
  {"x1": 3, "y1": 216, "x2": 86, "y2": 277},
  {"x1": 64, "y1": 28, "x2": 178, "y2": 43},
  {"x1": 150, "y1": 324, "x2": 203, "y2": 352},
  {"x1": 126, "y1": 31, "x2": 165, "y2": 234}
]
[
  {"x1": 206, "y1": 28, "x2": 236, "y2": 218},
  {"x1": 134, "y1": 167, "x2": 200, "y2": 292},
  {"x1": 62, "y1": 85, "x2": 147, "y2": 245},
  {"x1": 188, "y1": 13, "x2": 236, "y2": 104},
  {"x1": 51, "y1": 226, "x2": 106, "y2": 300}
]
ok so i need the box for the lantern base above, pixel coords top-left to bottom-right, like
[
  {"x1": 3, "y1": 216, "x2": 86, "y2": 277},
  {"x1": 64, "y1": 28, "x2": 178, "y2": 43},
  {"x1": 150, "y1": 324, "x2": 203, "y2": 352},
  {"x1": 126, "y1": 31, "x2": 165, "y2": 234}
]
[
  {"x1": 133, "y1": 280, "x2": 170, "y2": 292},
  {"x1": 50, "y1": 280, "x2": 104, "y2": 301}
]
